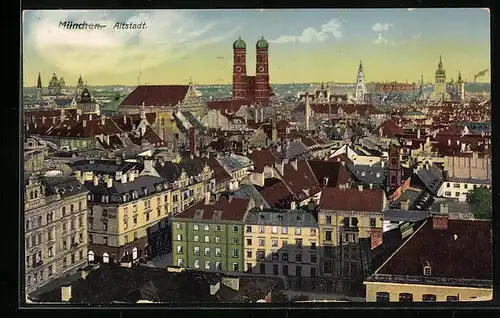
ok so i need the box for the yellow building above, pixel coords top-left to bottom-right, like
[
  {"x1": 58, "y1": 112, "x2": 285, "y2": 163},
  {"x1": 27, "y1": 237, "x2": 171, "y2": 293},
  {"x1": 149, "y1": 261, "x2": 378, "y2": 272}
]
[
  {"x1": 24, "y1": 137, "x2": 49, "y2": 174},
  {"x1": 24, "y1": 175, "x2": 89, "y2": 296},
  {"x1": 243, "y1": 209, "x2": 320, "y2": 282},
  {"x1": 318, "y1": 186, "x2": 385, "y2": 292},
  {"x1": 364, "y1": 215, "x2": 492, "y2": 302}
]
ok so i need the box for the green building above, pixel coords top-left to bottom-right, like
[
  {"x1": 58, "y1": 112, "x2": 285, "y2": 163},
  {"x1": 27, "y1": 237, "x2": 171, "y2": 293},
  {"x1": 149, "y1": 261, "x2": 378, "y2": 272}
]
[{"x1": 171, "y1": 195, "x2": 254, "y2": 273}]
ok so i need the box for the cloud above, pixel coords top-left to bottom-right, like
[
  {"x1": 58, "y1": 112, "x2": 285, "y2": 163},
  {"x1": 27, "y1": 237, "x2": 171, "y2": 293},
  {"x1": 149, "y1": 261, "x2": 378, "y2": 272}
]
[
  {"x1": 412, "y1": 33, "x2": 421, "y2": 39},
  {"x1": 373, "y1": 34, "x2": 388, "y2": 45},
  {"x1": 269, "y1": 18, "x2": 345, "y2": 44},
  {"x1": 390, "y1": 40, "x2": 408, "y2": 46},
  {"x1": 23, "y1": 10, "x2": 239, "y2": 75},
  {"x1": 372, "y1": 22, "x2": 393, "y2": 32}
]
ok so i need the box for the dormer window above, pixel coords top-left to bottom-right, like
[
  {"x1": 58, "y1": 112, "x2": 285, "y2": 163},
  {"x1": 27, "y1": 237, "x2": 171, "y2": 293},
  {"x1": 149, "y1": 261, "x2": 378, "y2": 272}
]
[{"x1": 423, "y1": 262, "x2": 432, "y2": 276}]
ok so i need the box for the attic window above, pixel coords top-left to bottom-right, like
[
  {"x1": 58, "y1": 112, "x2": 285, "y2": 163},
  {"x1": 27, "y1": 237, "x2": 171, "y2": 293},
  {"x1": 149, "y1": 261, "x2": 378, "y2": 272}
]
[
  {"x1": 296, "y1": 215, "x2": 301, "y2": 221},
  {"x1": 259, "y1": 214, "x2": 265, "y2": 220},
  {"x1": 213, "y1": 210, "x2": 222, "y2": 221},
  {"x1": 194, "y1": 209, "x2": 204, "y2": 220},
  {"x1": 423, "y1": 262, "x2": 432, "y2": 276}
]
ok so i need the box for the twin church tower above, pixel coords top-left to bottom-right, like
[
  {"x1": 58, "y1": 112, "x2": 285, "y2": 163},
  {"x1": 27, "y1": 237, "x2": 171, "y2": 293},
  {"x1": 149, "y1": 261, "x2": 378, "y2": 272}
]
[{"x1": 232, "y1": 37, "x2": 274, "y2": 104}]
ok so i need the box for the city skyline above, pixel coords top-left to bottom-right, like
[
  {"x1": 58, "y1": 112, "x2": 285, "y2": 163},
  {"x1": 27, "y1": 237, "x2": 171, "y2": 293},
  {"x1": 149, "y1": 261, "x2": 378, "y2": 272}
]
[{"x1": 22, "y1": 9, "x2": 490, "y2": 86}]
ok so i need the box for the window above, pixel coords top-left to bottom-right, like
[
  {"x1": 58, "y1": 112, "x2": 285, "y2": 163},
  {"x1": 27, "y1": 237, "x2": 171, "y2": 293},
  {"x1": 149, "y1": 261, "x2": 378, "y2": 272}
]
[
  {"x1": 194, "y1": 247, "x2": 200, "y2": 256},
  {"x1": 272, "y1": 226, "x2": 278, "y2": 234},
  {"x1": 246, "y1": 226, "x2": 252, "y2": 233},
  {"x1": 38, "y1": 216, "x2": 42, "y2": 227},
  {"x1": 282, "y1": 253, "x2": 289, "y2": 262},
  {"x1": 177, "y1": 258, "x2": 184, "y2": 267},
  {"x1": 205, "y1": 260, "x2": 210, "y2": 270},
  {"x1": 232, "y1": 237, "x2": 239, "y2": 244},
  {"x1": 133, "y1": 232, "x2": 138, "y2": 240},
  {"x1": 272, "y1": 239, "x2": 278, "y2": 247},
  {"x1": 351, "y1": 217, "x2": 359, "y2": 227},
  {"x1": 71, "y1": 253, "x2": 76, "y2": 264},
  {"x1": 296, "y1": 265, "x2": 302, "y2": 277},
  {"x1": 79, "y1": 233, "x2": 83, "y2": 243},
  {"x1": 215, "y1": 225, "x2": 221, "y2": 231},
  {"x1": 215, "y1": 236, "x2": 220, "y2": 243},
  {"x1": 177, "y1": 246, "x2": 183, "y2": 254},
  {"x1": 444, "y1": 191, "x2": 452, "y2": 196},
  {"x1": 446, "y1": 182, "x2": 450, "y2": 188},
  {"x1": 246, "y1": 238, "x2": 252, "y2": 246},
  {"x1": 63, "y1": 239, "x2": 67, "y2": 250},
  {"x1": 177, "y1": 234, "x2": 183, "y2": 241},
  {"x1": 376, "y1": 292, "x2": 390, "y2": 302},
  {"x1": 62, "y1": 207, "x2": 66, "y2": 216},
  {"x1": 370, "y1": 218, "x2": 376, "y2": 227},
  {"x1": 89, "y1": 234, "x2": 93, "y2": 244},
  {"x1": 422, "y1": 294, "x2": 436, "y2": 302},
  {"x1": 310, "y1": 229, "x2": 316, "y2": 236},
  {"x1": 295, "y1": 253, "x2": 302, "y2": 262},
  {"x1": 194, "y1": 260, "x2": 200, "y2": 268},
  {"x1": 257, "y1": 250, "x2": 266, "y2": 261},
  {"x1": 295, "y1": 228, "x2": 301, "y2": 235},
  {"x1": 133, "y1": 215, "x2": 138, "y2": 225},
  {"x1": 125, "y1": 235, "x2": 129, "y2": 244},
  {"x1": 216, "y1": 262, "x2": 222, "y2": 270},
  {"x1": 423, "y1": 265, "x2": 432, "y2": 276},
  {"x1": 104, "y1": 236, "x2": 108, "y2": 245},
  {"x1": 215, "y1": 248, "x2": 221, "y2": 256},
  {"x1": 454, "y1": 183, "x2": 460, "y2": 189},
  {"x1": 194, "y1": 235, "x2": 199, "y2": 242},
  {"x1": 177, "y1": 223, "x2": 182, "y2": 230},
  {"x1": 79, "y1": 250, "x2": 83, "y2": 260},
  {"x1": 48, "y1": 265, "x2": 53, "y2": 277},
  {"x1": 325, "y1": 215, "x2": 332, "y2": 225},
  {"x1": 282, "y1": 240, "x2": 288, "y2": 247},
  {"x1": 455, "y1": 192, "x2": 460, "y2": 197},
  {"x1": 232, "y1": 249, "x2": 238, "y2": 257},
  {"x1": 281, "y1": 227, "x2": 288, "y2": 234},
  {"x1": 447, "y1": 296, "x2": 459, "y2": 302},
  {"x1": 205, "y1": 236, "x2": 210, "y2": 243},
  {"x1": 146, "y1": 213, "x2": 150, "y2": 222},
  {"x1": 246, "y1": 251, "x2": 252, "y2": 258},
  {"x1": 311, "y1": 254, "x2": 317, "y2": 263},
  {"x1": 232, "y1": 263, "x2": 239, "y2": 271},
  {"x1": 399, "y1": 293, "x2": 413, "y2": 302},
  {"x1": 193, "y1": 224, "x2": 199, "y2": 230},
  {"x1": 25, "y1": 220, "x2": 30, "y2": 231},
  {"x1": 296, "y1": 239, "x2": 303, "y2": 248},
  {"x1": 464, "y1": 184, "x2": 468, "y2": 189},
  {"x1": 259, "y1": 239, "x2": 265, "y2": 246},
  {"x1": 258, "y1": 226, "x2": 264, "y2": 233},
  {"x1": 205, "y1": 247, "x2": 210, "y2": 256},
  {"x1": 133, "y1": 205, "x2": 137, "y2": 213},
  {"x1": 233, "y1": 226, "x2": 238, "y2": 232},
  {"x1": 103, "y1": 221, "x2": 108, "y2": 232},
  {"x1": 204, "y1": 224, "x2": 210, "y2": 231}
]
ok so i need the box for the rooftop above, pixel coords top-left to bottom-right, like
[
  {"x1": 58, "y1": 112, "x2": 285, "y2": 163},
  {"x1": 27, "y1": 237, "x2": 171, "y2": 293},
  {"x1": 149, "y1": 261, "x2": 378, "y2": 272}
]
[
  {"x1": 245, "y1": 208, "x2": 318, "y2": 228},
  {"x1": 320, "y1": 187, "x2": 385, "y2": 213},
  {"x1": 174, "y1": 196, "x2": 251, "y2": 222}
]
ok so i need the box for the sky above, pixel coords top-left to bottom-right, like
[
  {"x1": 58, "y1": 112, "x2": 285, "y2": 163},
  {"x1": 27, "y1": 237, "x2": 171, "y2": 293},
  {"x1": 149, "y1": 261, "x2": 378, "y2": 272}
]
[{"x1": 22, "y1": 9, "x2": 491, "y2": 86}]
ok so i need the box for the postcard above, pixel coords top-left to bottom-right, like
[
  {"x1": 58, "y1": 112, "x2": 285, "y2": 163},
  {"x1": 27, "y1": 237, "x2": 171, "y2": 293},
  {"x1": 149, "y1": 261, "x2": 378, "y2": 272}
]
[{"x1": 22, "y1": 8, "x2": 492, "y2": 305}]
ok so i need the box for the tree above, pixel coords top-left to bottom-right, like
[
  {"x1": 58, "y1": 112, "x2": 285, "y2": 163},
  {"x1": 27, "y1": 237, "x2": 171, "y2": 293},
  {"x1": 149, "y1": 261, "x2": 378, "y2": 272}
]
[{"x1": 466, "y1": 187, "x2": 492, "y2": 220}]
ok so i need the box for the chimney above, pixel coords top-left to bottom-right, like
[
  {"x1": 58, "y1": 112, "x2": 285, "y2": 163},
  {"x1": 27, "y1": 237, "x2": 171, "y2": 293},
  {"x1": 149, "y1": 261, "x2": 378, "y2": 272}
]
[
  {"x1": 432, "y1": 214, "x2": 448, "y2": 230},
  {"x1": 358, "y1": 184, "x2": 363, "y2": 191},
  {"x1": 93, "y1": 175, "x2": 99, "y2": 186},
  {"x1": 121, "y1": 173, "x2": 128, "y2": 184},
  {"x1": 401, "y1": 199, "x2": 410, "y2": 211},
  {"x1": 143, "y1": 159, "x2": 153, "y2": 174},
  {"x1": 115, "y1": 171, "x2": 123, "y2": 181},
  {"x1": 128, "y1": 172, "x2": 135, "y2": 182},
  {"x1": 107, "y1": 177, "x2": 114, "y2": 188},
  {"x1": 205, "y1": 192, "x2": 211, "y2": 205},
  {"x1": 228, "y1": 195, "x2": 233, "y2": 203},
  {"x1": 116, "y1": 157, "x2": 122, "y2": 165},
  {"x1": 76, "y1": 114, "x2": 80, "y2": 122},
  {"x1": 291, "y1": 159, "x2": 298, "y2": 171},
  {"x1": 82, "y1": 120, "x2": 87, "y2": 128},
  {"x1": 370, "y1": 228, "x2": 383, "y2": 249},
  {"x1": 417, "y1": 129, "x2": 421, "y2": 139},
  {"x1": 89, "y1": 114, "x2": 93, "y2": 121},
  {"x1": 290, "y1": 201, "x2": 297, "y2": 210},
  {"x1": 41, "y1": 116, "x2": 46, "y2": 124},
  {"x1": 105, "y1": 135, "x2": 110, "y2": 145},
  {"x1": 461, "y1": 143, "x2": 466, "y2": 152},
  {"x1": 61, "y1": 285, "x2": 72, "y2": 302},
  {"x1": 254, "y1": 109, "x2": 258, "y2": 123},
  {"x1": 100, "y1": 116, "x2": 106, "y2": 125},
  {"x1": 381, "y1": 161, "x2": 385, "y2": 168},
  {"x1": 123, "y1": 115, "x2": 127, "y2": 124},
  {"x1": 369, "y1": 183, "x2": 373, "y2": 189},
  {"x1": 308, "y1": 200, "x2": 315, "y2": 211}
]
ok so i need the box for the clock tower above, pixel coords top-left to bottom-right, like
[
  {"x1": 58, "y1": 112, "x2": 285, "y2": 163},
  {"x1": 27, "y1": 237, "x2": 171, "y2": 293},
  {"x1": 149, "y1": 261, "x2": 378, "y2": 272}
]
[
  {"x1": 232, "y1": 37, "x2": 247, "y2": 100},
  {"x1": 255, "y1": 37, "x2": 270, "y2": 104}
]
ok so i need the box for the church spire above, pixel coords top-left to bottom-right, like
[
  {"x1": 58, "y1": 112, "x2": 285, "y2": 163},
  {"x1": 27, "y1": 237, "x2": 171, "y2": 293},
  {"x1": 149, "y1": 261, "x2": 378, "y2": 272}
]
[{"x1": 37, "y1": 73, "x2": 42, "y2": 89}]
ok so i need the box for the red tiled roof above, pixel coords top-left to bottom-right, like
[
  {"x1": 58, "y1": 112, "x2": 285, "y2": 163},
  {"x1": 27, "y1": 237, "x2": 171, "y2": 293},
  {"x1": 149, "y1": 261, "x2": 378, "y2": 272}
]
[
  {"x1": 175, "y1": 197, "x2": 250, "y2": 221},
  {"x1": 308, "y1": 160, "x2": 352, "y2": 187},
  {"x1": 120, "y1": 85, "x2": 189, "y2": 107},
  {"x1": 248, "y1": 148, "x2": 278, "y2": 173},
  {"x1": 375, "y1": 119, "x2": 404, "y2": 138},
  {"x1": 142, "y1": 126, "x2": 165, "y2": 147},
  {"x1": 256, "y1": 178, "x2": 294, "y2": 208},
  {"x1": 280, "y1": 160, "x2": 321, "y2": 200},
  {"x1": 319, "y1": 187, "x2": 385, "y2": 212},
  {"x1": 204, "y1": 156, "x2": 232, "y2": 183},
  {"x1": 45, "y1": 118, "x2": 123, "y2": 138},
  {"x1": 377, "y1": 219, "x2": 492, "y2": 280},
  {"x1": 437, "y1": 124, "x2": 466, "y2": 136}
]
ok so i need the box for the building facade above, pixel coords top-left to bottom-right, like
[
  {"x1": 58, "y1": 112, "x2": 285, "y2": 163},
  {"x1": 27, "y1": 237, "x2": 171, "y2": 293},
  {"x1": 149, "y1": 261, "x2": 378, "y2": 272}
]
[
  {"x1": 171, "y1": 195, "x2": 253, "y2": 273},
  {"x1": 24, "y1": 175, "x2": 89, "y2": 295}
]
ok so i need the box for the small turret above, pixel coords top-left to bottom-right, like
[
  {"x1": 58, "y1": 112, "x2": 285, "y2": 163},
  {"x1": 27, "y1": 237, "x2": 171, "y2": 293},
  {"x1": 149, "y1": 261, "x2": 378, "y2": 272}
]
[
  {"x1": 233, "y1": 37, "x2": 246, "y2": 49},
  {"x1": 256, "y1": 37, "x2": 269, "y2": 49}
]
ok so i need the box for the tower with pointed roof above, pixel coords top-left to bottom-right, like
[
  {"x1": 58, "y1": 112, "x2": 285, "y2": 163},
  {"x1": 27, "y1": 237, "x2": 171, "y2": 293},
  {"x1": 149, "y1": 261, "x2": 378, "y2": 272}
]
[
  {"x1": 36, "y1": 73, "x2": 43, "y2": 100},
  {"x1": 355, "y1": 61, "x2": 366, "y2": 102},
  {"x1": 430, "y1": 55, "x2": 449, "y2": 101},
  {"x1": 255, "y1": 37, "x2": 270, "y2": 104},
  {"x1": 458, "y1": 70, "x2": 465, "y2": 101},
  {"x1": 48, "y1": 73, "x2": 62, "y2": 96},
  {"x1": 76, "y1": 75, "x2": 85, "y2": 96},
  {"x1": 232, "y1": 37, "x2": 247, "y2": 100}
]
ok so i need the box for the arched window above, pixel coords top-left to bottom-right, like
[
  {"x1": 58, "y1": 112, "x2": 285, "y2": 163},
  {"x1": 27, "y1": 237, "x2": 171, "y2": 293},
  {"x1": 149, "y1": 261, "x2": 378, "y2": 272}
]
[
  {"x1": 78, "y1": 201, "x2": 82, "y2": 211},
  {"x1": 35, "y1": 190, "x2": 38, "y2": 198},
  {"x1": 26, "y1": 219, "x2": 30, "y2": 231},
  {"x1": 399, "y1": 293, "x2": 413, "y2": 302},
  {"x1": 132, "y1": 247, "x2": 138, "y2": 260},
  {"x1": 30, "y1": 191, "x2": 33, "y2": 200},
  {"x1": 62, "y1": 207, "x2": 66, "y2": 216},
  {"x1": 46, "y1": 214, "x2": 50, "y2": 223},
  {"x1": 70, "y1": 204, "x2": 74, "y2": 213},
  {"x1": 88, "y1": 251, "x2": 95, "y2": 262},
  {"x1": 376, "y1": 292, "x2": 390, "y2": 302},
  {"x1": 103, "y1": 252, "x2": 109, "y2": 263},
  {"x1": 38, "y1": 216, "x2": 42, "y2": 227}
]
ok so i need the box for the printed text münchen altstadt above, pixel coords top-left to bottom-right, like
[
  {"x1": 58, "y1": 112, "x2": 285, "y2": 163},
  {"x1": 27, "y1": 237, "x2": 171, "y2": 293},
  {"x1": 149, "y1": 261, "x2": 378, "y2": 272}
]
[{"x1": 58, "y1": 21, "x2": 147, "y2": 30}]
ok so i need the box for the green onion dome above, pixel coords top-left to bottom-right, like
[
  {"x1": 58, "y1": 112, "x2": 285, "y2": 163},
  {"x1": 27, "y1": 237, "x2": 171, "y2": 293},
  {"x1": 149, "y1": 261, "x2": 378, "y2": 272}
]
[{"x1": 233, "y1": 37, "x2": 246, "y2": 49}]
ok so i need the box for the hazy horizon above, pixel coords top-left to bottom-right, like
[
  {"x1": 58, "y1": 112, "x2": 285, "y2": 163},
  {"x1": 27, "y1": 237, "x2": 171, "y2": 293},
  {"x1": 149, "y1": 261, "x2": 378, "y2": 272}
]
[{"x1": 23, "y1": 9, "x2": 490, "y2": 86}]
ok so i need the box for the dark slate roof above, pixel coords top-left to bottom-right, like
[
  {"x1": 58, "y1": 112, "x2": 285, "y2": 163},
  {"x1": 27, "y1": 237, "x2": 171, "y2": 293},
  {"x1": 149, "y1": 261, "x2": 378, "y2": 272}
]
[
  {"x1": 232, "y1": 184, "x2": 270, "y2": 209},
  {"x1": 120, "y1": 85, "x2": 189, "y2": 107},
  {"x1": 383, "y1": 209, "x2": 431, "y2": 222},
  {"x1": 205, "y1": 157, "x2": 232, "y2": 183},
  {"x1": 69, "y1": 159, "x2": 141, "y2": 174},
  {"x1": 346, "y1": 162, "x2": 386, "y2": 185},
  {"x1": 247, "y1": 148, "x2": 278, "y2": 173},
  {"x1": 53, "y1": 98, "x2": 74, "y2": 108},
  {"x1": 375, "y1": 219, "x2": 492, "y2": 282},
  {"x1": 245, "y1": 208, "x2": 318, "y2": 228},
  {"x1": 174, "y1": 196, "x2": 250, "y2": 222},
  {"x1": 415, "y1": 166, "x2": 444, "y2": 195},
  {"x1": 154, "y1": 161, "x2": 181, "y2": 182},
  {"x1": 177, "y1": 156, "x2": 208, "y2": 177},
  {"x1": 33, "y1": 264, "x2": 218, "y2": 304},
  {"x1": 43, "y1": 176, "x2": 88, "y2": 198}
]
